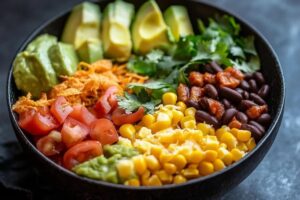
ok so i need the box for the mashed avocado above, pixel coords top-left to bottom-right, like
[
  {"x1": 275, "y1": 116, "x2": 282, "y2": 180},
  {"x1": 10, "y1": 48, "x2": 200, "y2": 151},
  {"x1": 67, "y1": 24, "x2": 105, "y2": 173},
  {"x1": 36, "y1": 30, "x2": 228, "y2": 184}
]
[
  {"x1": 73, "y1": 142, "x2": 139, "y2": 183},
  {"x1": 13, "y1": 34, "x2": 78, "y2": 98}
]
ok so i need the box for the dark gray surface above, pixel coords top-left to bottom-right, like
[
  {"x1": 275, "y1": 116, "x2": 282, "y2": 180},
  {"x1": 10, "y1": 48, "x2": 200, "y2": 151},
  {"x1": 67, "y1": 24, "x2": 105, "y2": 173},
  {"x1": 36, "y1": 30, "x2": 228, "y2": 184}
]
[{"x1": 0, "y1": 0, "x2": 299, "y2": 199}]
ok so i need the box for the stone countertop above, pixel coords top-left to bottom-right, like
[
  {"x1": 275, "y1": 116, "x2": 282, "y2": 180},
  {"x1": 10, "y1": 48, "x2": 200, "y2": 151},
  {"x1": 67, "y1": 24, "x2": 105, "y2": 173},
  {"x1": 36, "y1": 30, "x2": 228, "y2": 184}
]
[{"x1": 0, "y1": 0, "x2": 299, "y2": 199}]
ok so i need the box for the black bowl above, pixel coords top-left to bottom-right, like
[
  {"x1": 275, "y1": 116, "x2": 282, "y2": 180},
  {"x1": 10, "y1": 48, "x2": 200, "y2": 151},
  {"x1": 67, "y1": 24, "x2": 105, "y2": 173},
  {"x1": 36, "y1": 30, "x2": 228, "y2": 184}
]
[{"x1": 6, "y1": 0, "x2": 285, "y2": 199}]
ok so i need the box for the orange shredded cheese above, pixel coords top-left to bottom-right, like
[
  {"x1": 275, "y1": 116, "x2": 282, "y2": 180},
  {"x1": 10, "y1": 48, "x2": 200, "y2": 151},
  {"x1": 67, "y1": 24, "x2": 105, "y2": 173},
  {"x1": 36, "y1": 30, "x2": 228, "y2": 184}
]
[{"x1": 13, "y1": 59, "x2": 148, "y2": 114}]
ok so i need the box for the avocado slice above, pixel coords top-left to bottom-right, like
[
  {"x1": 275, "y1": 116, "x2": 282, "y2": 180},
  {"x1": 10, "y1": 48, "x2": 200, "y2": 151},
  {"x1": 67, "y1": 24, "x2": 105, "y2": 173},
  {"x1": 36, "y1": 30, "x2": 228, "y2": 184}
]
[
  {"x1": 13, "y1": 34, "x2": 58, "y2": 97},
  {"x1": 49, "y1": 42, "x2": 78, "y2": 76},
  {"x1": 164, "y1": 6, "x2": 194, "y2": 41},
  {"x1": 132, "y1": 0, "x2": 170, "y2": 54},
  {"x1": 62, "y1": 2, "x2": 103, "y2": 63},
  {"x1": 77, "y1": 39, "x2": 103, "y2": 63},
  {"x1": 102, "y1": 0, "x2": 134, "y2": 61}
]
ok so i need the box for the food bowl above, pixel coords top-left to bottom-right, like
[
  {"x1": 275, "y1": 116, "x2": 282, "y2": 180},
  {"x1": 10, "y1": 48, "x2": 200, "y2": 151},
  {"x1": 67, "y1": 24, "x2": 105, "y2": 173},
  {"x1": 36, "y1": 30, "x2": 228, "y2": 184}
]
[{"x1": 6, "y1": 0, "x2": 285, "y2": 199}]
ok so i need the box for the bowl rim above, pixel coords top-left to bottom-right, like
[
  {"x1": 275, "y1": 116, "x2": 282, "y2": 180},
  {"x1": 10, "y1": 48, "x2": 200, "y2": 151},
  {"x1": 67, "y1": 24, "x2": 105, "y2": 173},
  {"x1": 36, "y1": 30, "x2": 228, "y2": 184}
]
[{"x1": 6, "y1": 0, "x2": 285, "y2": 191}]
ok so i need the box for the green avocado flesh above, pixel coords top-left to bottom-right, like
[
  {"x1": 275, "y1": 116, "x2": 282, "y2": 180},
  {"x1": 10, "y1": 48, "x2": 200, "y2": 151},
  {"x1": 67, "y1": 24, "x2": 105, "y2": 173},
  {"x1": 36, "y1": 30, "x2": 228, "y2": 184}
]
[
  {"x1": 49, "y1": 42, "x2": 78, "y2": 76},
  {"x1": 13, "y1": 34, "x2": 58, "y2": 97},
  {"x1": 102, "y1": 0, "x2": 135, "y2": 61},
  {"x1": 13, "y1": 34, "x2": 79, "y2": 98},
  {"x1": 132, "y1": 0, "x2": 170, "y2": 54},
  {"x1": 62, "y1": 2, "x2": 103, "y2": 62},
  {"x1": 164, "y1": 5, "x2": 194, "y2": 41},
  {"x1": 73, "y1": 143, "x2": 139, "y2": 183}
]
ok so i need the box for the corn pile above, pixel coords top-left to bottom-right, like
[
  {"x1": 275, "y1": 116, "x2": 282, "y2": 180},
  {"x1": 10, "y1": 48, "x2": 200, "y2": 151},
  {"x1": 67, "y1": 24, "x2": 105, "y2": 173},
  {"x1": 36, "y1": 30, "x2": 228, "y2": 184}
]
[{"x1": 117, "y1": 93, "x2": 256, "y2": 186}]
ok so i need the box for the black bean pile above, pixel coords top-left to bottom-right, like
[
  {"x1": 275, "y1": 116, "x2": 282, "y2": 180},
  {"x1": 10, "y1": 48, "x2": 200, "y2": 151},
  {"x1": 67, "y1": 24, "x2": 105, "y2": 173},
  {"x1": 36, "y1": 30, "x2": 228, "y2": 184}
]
[{"x1": 177, "y1": 62, "x2": 271, "y2": 141}]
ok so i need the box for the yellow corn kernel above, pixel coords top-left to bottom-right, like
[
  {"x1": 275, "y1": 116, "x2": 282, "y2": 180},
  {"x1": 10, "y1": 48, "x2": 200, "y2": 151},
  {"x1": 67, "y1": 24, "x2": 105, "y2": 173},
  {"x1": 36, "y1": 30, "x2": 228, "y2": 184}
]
[
  {"x1": 170, "y1": 155, "x2": 187, "y2": 170},
  {"x1": 237, "y1": 142, "x2": 248, "y2": 152},
  {"x1": 230, "y1": 128, "x2": 239, "y2": 137},
  {"x1": 176, "y1": 101, "x2": 187, "y2": 112},
  {"x1": 163, "y1": 92, "x2": 177, "y2": 105},
  {"x1": 145, "y1": 155, "x2": 160, "y2": 171},
  {"x1": 158, "y1": 132, "x2": 175, "y2": 144},
  {"x1": 188, "y1": 164, "x2": 198, "y2": 169},
  {"x1": 119, "y1": 124, "x2": 136, "y2": 141},
  {"x1": 132, "y1": 155, "x2": 147, "y2": 176},
  {"x1": 151, "y1": 146, "x2": 163, "y2": 158},
  {"x1": 236, "y1": 130, "x2": 252, "y2": 142},
  {"x1": 180, "y1": 116, "x2": 195, "y2": 125},
  {"x1": 161, "y1": 109, "x2": 173, "y2": 119},
  {"x1": 198, "y1": 161, "x2": 214, "y2": 176},
  {"x1": 134, "y1": 125, "x2": 143, "y2": 132},
  {"x1": 118, "y1": 137, "x2": 133, "y2": 147},
  {"x1": 246, "y1": 138, "x2": 256, "y2": 151},
  {"x1": 220, "y1": 132, "x2": 237, "y2": 150},
  {"x1": 216, "y1": 126, "x2": 230, "y2": 139},
  {"x1": 189, "y1": 150, "x2": 204, "y2": 164},
  {"x1": 136, "y1": 127, "x2": 152, "y2": 139},
  {"x1": 204, "y1": 150, "x2": 218, "y2": 162},
  {"x1": 222, "y1": 152, "x2": 233, "y2": 165},
  {"x1": 155, "y1": 170, "x2": 173, "y2": 184},
  {"x1": 188, "y1": 130, "x2": 203, "y2": 142},
  {"x1": 204, "y1": 135, "x2": 219, "y2": 150},
  {"x1": 231, "y1": 148, "x2": 244, "y2": 162},
  {"x1": 116, "y1": 160, "x2": 135, "y2": 181},
  {"x1": 142, "y1": 114, "x2": 156, "y2": 128},
  {"x1": 220, "y1": 143, "x2": 227, "y2": 148},
  {"x1": 178, "y1": 147, "x2": 192, "y2": 161},
  {"x1": 141, "y1": 170, "x2": 151, "y2": 186},
  {"x1": 159, "y1": 152, "x2": 174, "y2": 164},
  {"x1": 148, "y1": 175, "x2": 162, "y2": 186},
  {"x1": 217, "y1": 147, "x2": 229, "y2": 159},
  {"x1": 124, "y1": 179, "x2": 140, "y2": 186},
  {"x1": 152, "y1": 112, "x2": 172, "y2": 132},
  {"x1": 181, "y1": 168, "x2": 199, "y2": 179},
  {"x1": 213, "y1": 159, "x2": 225, "y2": 171},
  {"x1": 184, "y1": 107, "x2": 196, "y2": 117},
  {"x1": 182, "y1": 120, "x2": 197, "y2": 129},
  {"x1": 173, "y1": 175, "x2": 187, "y2": 184},
  {"x1": 172, "y1": 110, "x2": 184, "y2": 125},
  {"x1": 197, "y1": 123, "x2": 214, "y2": 135},
  {"x1": 163, "y1": 163, "x2": 177, "y2": 174}
]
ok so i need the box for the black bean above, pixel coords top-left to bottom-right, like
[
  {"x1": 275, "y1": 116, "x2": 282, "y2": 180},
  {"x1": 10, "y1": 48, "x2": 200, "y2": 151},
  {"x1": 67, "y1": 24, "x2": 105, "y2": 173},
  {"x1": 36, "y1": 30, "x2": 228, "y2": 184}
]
[
  {"x1": 258, "y1": 85, "x2": 270, "y2": 98},
  {"x1": 241, "y1": 124, "x2": 263, "y2": 141},
  {"x1": 249, "y1": 121, "x2": 265, "y2": 133},
  {"x1": 204, "y1": 84, "x2": 218, "y2": 99},
  {"x1": 196, "y1": 110, "x2": 219, "y2": 127},
  {"x1": 186, "y1": 100, "x2": 200, "y2": 109},
  {"x1": 235, "y1": 88, "x2": 244, "y2": 94},
  {"x1": 236, "y1": 112, "x2": 248, "y2": 123},
  {"x1": 222, "y1": 108, "x2": 238, "y2": 124},
  {"x1": 248, "y1": 79, "x2": 258, "y2": 92},
  {"x1": 199, "y1": 97, "x2": 209, "y2": 110},
  {"x1": 204, "y1": 64, "x2": 215, "y2": 74},
  {"x1": 250, "y1": 93, "x2": 266, "y2": 105},
  {"x1": 257, "y1": 113, "x2": 272, "y2": 125},
  {"x1": 220, "y1": 86, "x2": 243, "y2": 103},
  {"x1": 222, "y1": 99, "x2": 232, "y2": 109},
  {"x1": 239, "y1": 100, "x2": 257, "y2": 111},
  {"x1": 240, "y1": 80, "x2": 250, "y2": 91},
  {"x1": 254, "y1": 72, "x2": 265, "y2": 85},
  {"x1": 243, "y1": 91, "x2": 249, "y2": 99},
  {"x1": 244, "y1": 73, "x2": 253, "y2": 80},
  {"x1": 210, "y1": 61, "x2": 223, "y2": 73}
]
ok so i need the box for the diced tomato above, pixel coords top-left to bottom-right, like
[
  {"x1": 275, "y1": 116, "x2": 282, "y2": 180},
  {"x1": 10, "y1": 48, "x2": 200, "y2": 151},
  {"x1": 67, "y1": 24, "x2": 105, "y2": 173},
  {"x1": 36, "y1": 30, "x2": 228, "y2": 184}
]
[
  {"x1": 216, "y1": 67, "x2": 243, "y2": 88},
  {"x1": 50, "y1": 96, "x2": 73, "y2": 124},
  {"x1": 63, "y1": 140, "x2": 102, "y2": 170},
  {"x1": 61, "y1": 117, "x2": 90, "y2": 148},
  {"x1": 203, "y1": 73, "x2": 216, "y2": 84},
  {"x1": 207, "y1": 99, "x2": 225, "y2": 120},
  {"x1": 18, "y1": 107, "x2": 59, "y2": 136},
  {"x1": 36, "y1": 131, "x2": 64, "y2": 156},
  {"x1": 69, "y1": 105, "x2": 96, "y2": 126},
  {"x1": 112, "y1": 107, "x2": 145, "y2": 126},
  {"x1": 90, "y1": 119, "x2": 118, "y2": 145},
  {"x1": 228, "y1": 117, "x2": 242, "y2": 129},
  {"x1": 246, "y1": 105, "x2": 268, "y2": 119},
  {"x1": 94, "y1": 86, "x2": 118, "y2": 115}
]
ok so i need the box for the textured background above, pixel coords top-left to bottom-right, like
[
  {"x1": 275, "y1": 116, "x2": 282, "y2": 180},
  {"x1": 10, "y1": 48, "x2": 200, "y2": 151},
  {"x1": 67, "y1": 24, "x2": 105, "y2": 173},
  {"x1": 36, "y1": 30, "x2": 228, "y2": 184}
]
[{"x1": 0, "y1": 0, "x2": 299, "y2": 199}]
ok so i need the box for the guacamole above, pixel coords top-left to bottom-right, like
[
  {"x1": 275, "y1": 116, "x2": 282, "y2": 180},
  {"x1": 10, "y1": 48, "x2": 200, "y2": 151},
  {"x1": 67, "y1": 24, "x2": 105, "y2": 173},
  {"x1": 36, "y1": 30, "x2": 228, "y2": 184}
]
[{"x1": 73, "y1": 142, "x2": 139, "y2": 183}]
